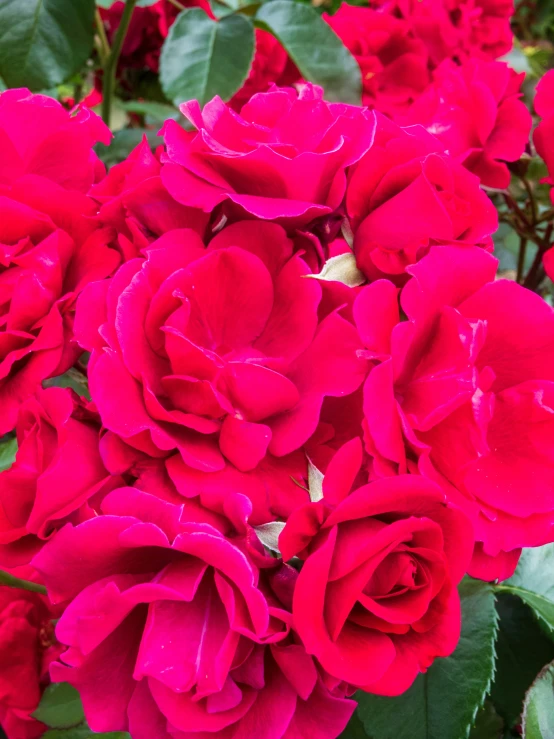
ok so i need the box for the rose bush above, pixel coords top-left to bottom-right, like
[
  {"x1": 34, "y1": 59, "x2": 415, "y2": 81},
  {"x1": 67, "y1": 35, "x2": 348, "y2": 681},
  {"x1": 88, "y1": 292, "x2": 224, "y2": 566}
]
[{"x1": 1, "y1": 0, "x2": 554, "y2": 733}]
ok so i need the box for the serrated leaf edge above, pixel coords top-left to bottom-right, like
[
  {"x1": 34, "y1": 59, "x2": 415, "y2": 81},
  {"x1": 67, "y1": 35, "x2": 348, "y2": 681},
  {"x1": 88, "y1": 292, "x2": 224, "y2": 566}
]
[{"x1": 462, "y1": 587, "x2": 499, "y2": 739}]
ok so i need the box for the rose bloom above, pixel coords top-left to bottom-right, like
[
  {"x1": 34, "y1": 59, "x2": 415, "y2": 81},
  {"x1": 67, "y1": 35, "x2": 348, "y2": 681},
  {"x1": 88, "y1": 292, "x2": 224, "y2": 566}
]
[
  {"x1": 33, "y1": 487, "x2": 355, "y2": 738},
  {"x1": 0, "y1": 90, "x2": 119, "y2": 434},
  {"x1": 0, "y1": 387, "x2": 122, "y2": 568},
  {"x1": 74, "y1": 221, "x2": 367, "y2": 513},
  {"x1": 160, "y1": 84, "x2": 376, "y2": 228},
  {"x1": 346, "y1": 116, "x2": 497, "y2": 282},
  {"x1": 0, "y1": 585, "x2": 61, "y2": 739},
  {"x1": 89, "y1": 137, "x2": 209, "y2": 261},
  {"x1": 533, "y1": 69, "x2": 554, "y2": 204},
  {"x1": 357, "y1": 245, "x2": 554, "y2": 581},
  {"x1": 371, "y1": 0, "x2": 513, "y2": 65},
  {"x1": 407, "y1": 59, "x2": 532, "y2": 189},
  {"x1": 279, "y1": 438, "x2": 473, "y2": 695},
  {"x1": 324, "y1": 4, "x2": 431, "y2": 120}
]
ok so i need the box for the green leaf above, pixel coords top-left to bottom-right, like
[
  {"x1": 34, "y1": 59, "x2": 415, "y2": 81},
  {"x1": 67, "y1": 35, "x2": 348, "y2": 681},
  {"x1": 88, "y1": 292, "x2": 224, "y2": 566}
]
[
  {"x1": 32, "y1": 683, "x2": 85, "y2": 729},
  {"x1": 0, "y1": 435, "x2": 17, "y2": 472},
  {"x1": 523, "y1": 661, "x2": 554, "y2": 739},
  {"x1": 96, "y1": 0, "x2": 156, "y2": 5},
  {"x1": 339, "y1": 709, "x2": 369, "y2": 738},
  {"x1": 42, "y1": 728, "x2": 91, "y2": 739},
  {"x1": 496, "y1": 544, "x2": 554, "y2": 637},
  {"x1": 43, "y1": 369, "x2": 90, "y2": 401},
  {"x1": 0, "y1": 0, "x2": 96, "y2": 90},
  {"x1": 160, "y1": 8, "x2": 255, "y2": 107},
  {"x1": 255, "y1": 0, "x2": 362, "y2": 104},
  {"x1": 469, "y1": 702, "x2": 503, "y2": 739},
  {"x1": 491, "y1": 595, "x2": 554, "y2": 728},
  {"x1": 43, "y1": 728, "x2": 130, "y2": 739},
  {"x1": 356, "y1": 578, "x2": 498, "y2": 739}
]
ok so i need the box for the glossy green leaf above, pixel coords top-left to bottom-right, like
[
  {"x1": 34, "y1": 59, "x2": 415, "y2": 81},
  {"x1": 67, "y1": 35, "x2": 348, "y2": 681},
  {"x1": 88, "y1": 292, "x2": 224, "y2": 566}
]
[
  {"x1": 356, "y1": 578, "x2": 498, "y2": 739},
  {"x1": 523, "y1": 661, "x2": 554, "y2": 738},
  {"x1": 338, "y1": 709, "x2": 369, "y2": 738},
  {"x1": 469, "y1": 702, "x2": 503, "y2": 739},
  {"x1": 43, "y1": 728, "x2": 130, "y2": 739},
  {"x1": 255, "y1": 0, "x2": 361, "y2": 104},
  {"x1": 160, "y1": 8, "x2": 255, "y2": 106},
  {"x1": 0, "y1": 435, "x2": 17, "y2": 472},
  {"x1": 0, "y1": 0, "x2": 95, "y2": 90},
  {"x1": 491, "y1": 595, "x2": 554, "y2": 728},
  {"x1": 496, "y1": 544, "x2": 554, "y2": 637},
  {"x1": 43, "y1": 369, "x2": 91, "y2": 401},
  {"x1": 96, "y1": 0, "x2": 156, "y2": 5},
  {"x1": 33, "y1": 683, "x2": 84, "y2": 729}
]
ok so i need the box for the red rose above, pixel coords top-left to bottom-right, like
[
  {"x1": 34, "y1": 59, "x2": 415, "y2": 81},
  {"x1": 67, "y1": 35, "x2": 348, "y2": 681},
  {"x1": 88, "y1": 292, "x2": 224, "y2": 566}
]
[
  {"x1": 324, "y1": 4, "x2": 431, "y2": 120},
  {"x1": 407, "y1": 59, "x2": 532, "y2": 189},
  {"x1": 346, "y1": 116, "x2": 497, "y2": 281},
  {"x1": 73, "y1": 222, "x2": 367, "y2": 515},
  {"x1": 160, "y1": 84, "x2": 375, "y2": 228},
  {"x1": 0, "y1": 91, "x2": 119, "y2": 433},
  {"x1": 0, "y1": 387, "x2": 123, "y2": 568},
  {"x1": 33, "y1": 487, "x2": 355, "y2": 738},
  {"x1": 0, "y1": 89, "x2": 109, "y2": 192},
  {"x1": 357, "y1": 245, "x2": 554, "y2": 581},
  {"x1": 229, "y1": 30, "x2": 300, "y2": 111},
  {"x1": 370, "y1": 0, "x2": 513, "y2": 65},
  {"x1": 0, "y1": 586, "x2": 61, "y2": 739},
  {"x1": 89, "y1": 138, "x2": 209, "y2": 262},
  {"x1": 280, "y1": 439, "x2": 473, "y2": 696}
]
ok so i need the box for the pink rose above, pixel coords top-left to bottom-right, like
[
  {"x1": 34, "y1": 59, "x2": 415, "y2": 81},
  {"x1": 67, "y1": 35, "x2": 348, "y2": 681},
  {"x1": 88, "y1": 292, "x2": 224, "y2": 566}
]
[
  {"x1": 324, "y1": 4, "x2": 431, "y2": 119},
  {"x1": 89, "y1": 137, "x2": 209, "y2": 261},
  {"x1": 356, "y1": 245, "x2": 554, "y2": 581},
  {"x1": 0, "y1": 88, "x2": 109, "y2": 192},
  {"x1": 370, "y1": 0, "x2": 513, "y2": 65},
  {"x1": 33, "y1": 487, "x2": 355, "y2": 738},
  {"x1": 0, "y1": 387, "x2": 123, "y2": 568},
  {"x1": 346, "y1": 116, "x2": 497, "y2": 281},
  {"x1": 73, "y1": 221, "x2": 367, "y2": 512},
  {"x1": 280, "y1": 439, "x2": 473, "y2": 696},
  {"x1": 0, "y1": 586, "x2": 61, "y2": 739},
  {"x1": 0, "y1": 90, "x2": 119, "y2": 433},
  {"x1": 160, "y1": 84, "x2": 375, "y2": 228},
  {"x1": 407, "y1": 59, "x2": 531, "y2": 189}
]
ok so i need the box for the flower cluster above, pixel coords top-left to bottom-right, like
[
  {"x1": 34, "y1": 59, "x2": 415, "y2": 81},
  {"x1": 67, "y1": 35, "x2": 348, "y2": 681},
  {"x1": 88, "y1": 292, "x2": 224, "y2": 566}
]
[{"x1": 0, "y1": 6, "x2": 553, "y2": 737}]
